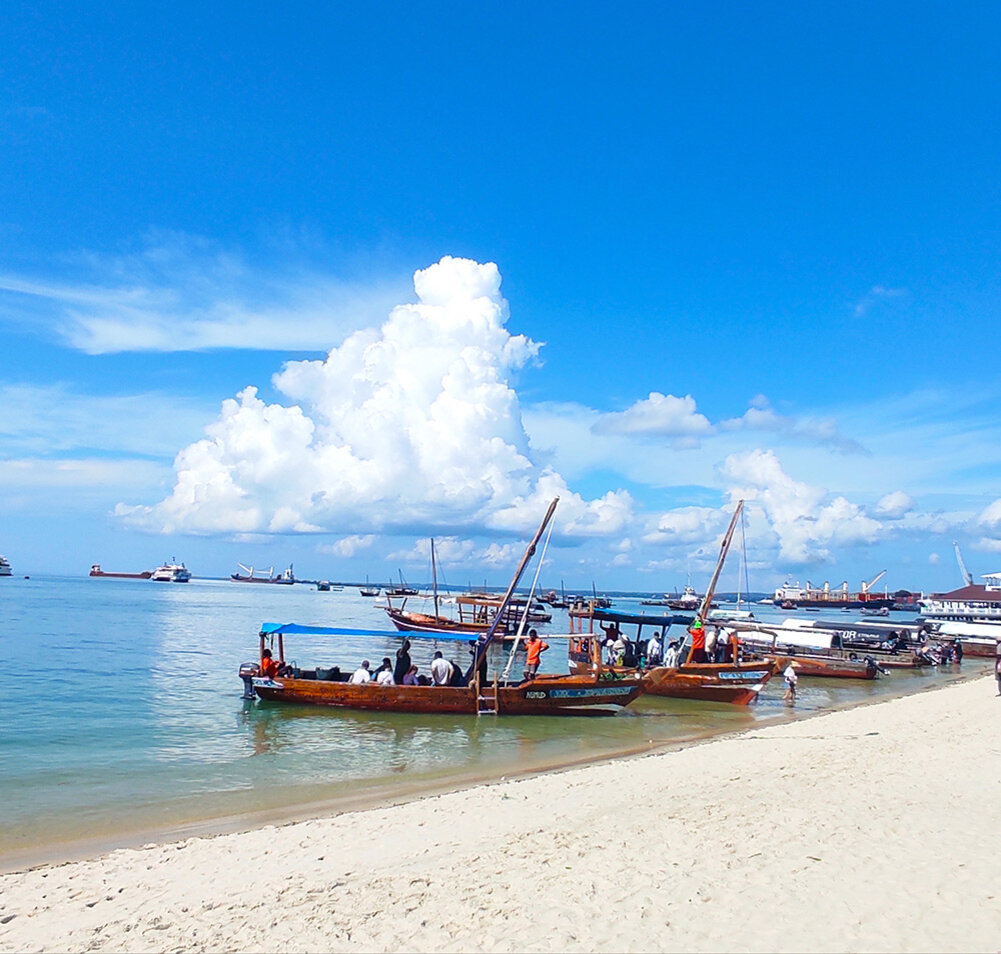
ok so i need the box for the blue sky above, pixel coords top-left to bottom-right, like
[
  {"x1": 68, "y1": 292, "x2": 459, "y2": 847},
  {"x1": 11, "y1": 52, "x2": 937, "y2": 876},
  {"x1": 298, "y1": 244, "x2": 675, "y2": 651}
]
[{"x1": 2, "y1": 1, "x2": 1001, "y2": 592}]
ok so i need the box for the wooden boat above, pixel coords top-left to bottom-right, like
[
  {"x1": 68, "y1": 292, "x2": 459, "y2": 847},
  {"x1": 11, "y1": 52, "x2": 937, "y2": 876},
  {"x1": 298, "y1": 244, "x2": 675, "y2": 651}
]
[
  {"x1": 925, "y1": 620, "x2": 1001, "y2": 657},
  {"x1": 728, "y1": 625, "x2": 884, "y2": 679},
  {"x1": 386, "y1": 540, "x2": 510, "y2": 637},
  {"x1": 359, "y1": 575, "x2": 381, "y2": 597},
  {"x1": 566, "y1": 502, "x2": 775, "y2": 706},
  {"x1": 567, "y1": 621, "x2": 773, "y2": 705},
  {"x1": 771, "y1": 619, "x2": 934, "y2": 668},
  {"x1": 240, "y1": 498, "x2": 645, "y2": 717},
  {"x1": 385, "y1": 569, "x2": 418, "y2": 597}
]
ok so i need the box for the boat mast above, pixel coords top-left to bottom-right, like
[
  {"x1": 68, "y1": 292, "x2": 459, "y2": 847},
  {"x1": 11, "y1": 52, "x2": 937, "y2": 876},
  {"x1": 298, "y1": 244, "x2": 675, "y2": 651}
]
[
  {"x1": 472, "y1": 497, "x2": 560, "y2": 670},
  {"x1": 431, "y1": 538, "x2": 439, "y2": 619},
  {"x1": 696, "y1": 499, "x2": 745, "y2": 623}
]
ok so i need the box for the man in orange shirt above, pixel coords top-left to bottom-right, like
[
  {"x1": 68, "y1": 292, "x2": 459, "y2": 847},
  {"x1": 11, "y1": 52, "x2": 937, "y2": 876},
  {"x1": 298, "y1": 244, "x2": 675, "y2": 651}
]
[{"x1": 523, "y1": 629, "x2": 549, "y2": 680}]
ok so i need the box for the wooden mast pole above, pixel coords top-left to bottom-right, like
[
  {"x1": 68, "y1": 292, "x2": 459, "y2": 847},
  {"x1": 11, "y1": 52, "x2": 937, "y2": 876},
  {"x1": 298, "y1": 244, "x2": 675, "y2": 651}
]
[
  {"x1": 431, "y1": 538, "x2": 439, "y2": 619},
  {"x1": 696, "y1": 499, "x2": 745, "y2": 623},
  {"x1": 471, "y1": 497, "x2": 560, "y2": 672}
]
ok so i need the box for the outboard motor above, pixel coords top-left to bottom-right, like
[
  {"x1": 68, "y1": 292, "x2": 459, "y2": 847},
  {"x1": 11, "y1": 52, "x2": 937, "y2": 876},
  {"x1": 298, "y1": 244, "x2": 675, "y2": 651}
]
[{"x1": 239, "y1": 662, "x2": 260, "y2": 699}]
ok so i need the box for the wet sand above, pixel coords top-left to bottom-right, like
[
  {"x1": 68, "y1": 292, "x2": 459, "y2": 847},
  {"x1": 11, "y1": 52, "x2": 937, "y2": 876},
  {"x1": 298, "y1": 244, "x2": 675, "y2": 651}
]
[{"x1": 2, "y1": 673, "x2": 999, "y2": 953}]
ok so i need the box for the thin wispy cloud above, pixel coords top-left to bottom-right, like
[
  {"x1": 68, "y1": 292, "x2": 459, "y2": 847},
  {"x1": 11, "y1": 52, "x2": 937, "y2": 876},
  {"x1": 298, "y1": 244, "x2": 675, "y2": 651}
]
[
  {"x1": 720, "y1": 395, "x2": 869, "y2": 455},
  {"x1": 0, "y1": 233, "x2": 409, "y2": 353},
  {"x1": 854, "y1": 285, "x2": 908, "y2": 317}
]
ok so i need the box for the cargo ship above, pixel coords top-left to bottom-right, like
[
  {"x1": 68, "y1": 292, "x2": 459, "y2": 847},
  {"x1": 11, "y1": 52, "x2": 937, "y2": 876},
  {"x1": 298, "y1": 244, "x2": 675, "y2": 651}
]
[
  {"x1": 90, "y1": 563, "x2": 153, "y2": 579},
  {"x1": 772, "y1": 572, "x2": 894, "y2": 610},
  {"x1": 230, "y1": 563, "x2": 296, "y2": 584}
]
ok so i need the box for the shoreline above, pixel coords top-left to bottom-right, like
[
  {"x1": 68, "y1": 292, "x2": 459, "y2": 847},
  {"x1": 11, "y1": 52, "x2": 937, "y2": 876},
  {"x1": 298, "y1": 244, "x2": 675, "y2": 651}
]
[
  {"x1": 3, "y1": 665, "x2": 981, "y2": 876},
  {"x1": 3, "y1": 673, "x2": 1000, "y2": 952}
]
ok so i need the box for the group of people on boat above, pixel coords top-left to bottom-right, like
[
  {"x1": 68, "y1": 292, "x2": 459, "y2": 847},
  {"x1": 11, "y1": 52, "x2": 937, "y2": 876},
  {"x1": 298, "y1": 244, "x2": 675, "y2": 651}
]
[
  {"x1": 596, "y1": 619, "x2": 741, "y2": 670},
  {"x1": 259, "y1": 631, "x2": 555, "y2": 690}
]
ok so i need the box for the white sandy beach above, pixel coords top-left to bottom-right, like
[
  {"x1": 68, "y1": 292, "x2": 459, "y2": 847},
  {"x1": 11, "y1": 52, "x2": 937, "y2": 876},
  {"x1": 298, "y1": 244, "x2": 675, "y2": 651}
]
[{"x1": 2, "y1": 675, "x2": 999, "y2": 954}]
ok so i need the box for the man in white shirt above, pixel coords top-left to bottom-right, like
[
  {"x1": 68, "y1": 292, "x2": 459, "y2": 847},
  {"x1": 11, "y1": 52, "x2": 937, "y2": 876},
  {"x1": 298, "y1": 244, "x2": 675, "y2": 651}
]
[
  {"x1": 646, "y1": 631, "x2": 663, "y2": 667},
  {"x1": 430, "y1": 651, "x2": 453, "y2": 686},
  {"x1": 350, "y1": 660, "x2": 372, "y2": 684}
]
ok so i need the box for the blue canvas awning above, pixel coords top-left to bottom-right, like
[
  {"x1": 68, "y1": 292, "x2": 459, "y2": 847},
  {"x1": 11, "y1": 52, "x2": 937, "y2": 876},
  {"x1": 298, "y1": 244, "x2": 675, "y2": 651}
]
[{"x1": 259, "y1": 622, "x2": 487, "y2": 643}]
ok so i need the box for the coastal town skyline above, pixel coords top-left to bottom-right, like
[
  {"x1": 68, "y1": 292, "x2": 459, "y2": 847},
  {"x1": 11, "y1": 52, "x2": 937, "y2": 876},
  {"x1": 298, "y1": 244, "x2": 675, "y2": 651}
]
[{"x1": 3, "y1": 4, "x2": 1001, "y2": 591}]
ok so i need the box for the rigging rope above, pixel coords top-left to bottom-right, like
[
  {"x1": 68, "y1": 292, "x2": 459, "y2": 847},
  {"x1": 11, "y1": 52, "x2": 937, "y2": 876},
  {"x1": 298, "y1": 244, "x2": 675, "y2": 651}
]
[{"x1": 501, "y1": 514, "x2": 557, "y2": 679}]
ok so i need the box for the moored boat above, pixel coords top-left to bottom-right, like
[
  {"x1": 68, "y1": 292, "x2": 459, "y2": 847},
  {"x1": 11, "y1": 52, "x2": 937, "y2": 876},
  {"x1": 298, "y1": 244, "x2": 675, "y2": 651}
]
[
  {"x1": 240, "y1": 498, "x2": 646, "y2": 717},
  {"x1": 567, "y1": 501, "x2": 775, "y2": 706}
]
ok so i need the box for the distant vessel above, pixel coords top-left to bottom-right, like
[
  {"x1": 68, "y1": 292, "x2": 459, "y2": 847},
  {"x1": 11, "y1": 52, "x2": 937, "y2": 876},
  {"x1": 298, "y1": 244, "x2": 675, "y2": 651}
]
[
  {"x1": 90, "y1": 564, "x2": 153, "y2": 580},
  {"x1": 359, "y1": 575, "x2": 380, "y2": 597},
  {"x1": 919, "y1": 574, "x2": 1001, "y2": 622},
  {"x1": 641, "y1": 585, "x2": 717, "y2": 610},
  {"x1": 772, "y1": 572, "x2": 894, "y2": 610},
  {"x1": 230, "y1": 563, "x2": 295, "y2": 585},
  {"x1": 150, "y1": 560, "x2": 191, "y2": 583},
  {"x1": 385, "y1": 569, "x2": 418, "y2": 597},
  {"x1": 0, "y1": 555, "x2": 11, "y2": 577}
]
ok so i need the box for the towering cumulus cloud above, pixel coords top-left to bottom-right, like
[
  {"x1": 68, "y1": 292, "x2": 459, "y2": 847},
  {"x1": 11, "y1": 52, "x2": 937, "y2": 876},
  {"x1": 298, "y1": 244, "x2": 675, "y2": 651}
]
[{"x1": 118, "y1": 257, "x2": 631, "y2": 537}]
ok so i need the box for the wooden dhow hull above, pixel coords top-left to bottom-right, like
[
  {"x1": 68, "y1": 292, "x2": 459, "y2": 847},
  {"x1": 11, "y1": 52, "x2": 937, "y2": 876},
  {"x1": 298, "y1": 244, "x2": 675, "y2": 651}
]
[
  {"x1": 641, "y1": 661, "x2": 773, "y2": 705},
  {"x1": 763, "y1": 652, "x2": 880, "y2": 679},
  {"x1": 249, "y1": 672, "x2": 644, "y2": 716},
  {"x1": 385, "y1": 607, "x2": 493, "y2": 638}
]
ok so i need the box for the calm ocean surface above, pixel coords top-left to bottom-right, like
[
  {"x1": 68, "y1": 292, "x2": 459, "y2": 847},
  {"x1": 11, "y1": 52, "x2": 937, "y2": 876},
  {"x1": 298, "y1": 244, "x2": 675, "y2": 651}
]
[{"x1": 0, "y1": 575, "x2": 985, "y2": 867}]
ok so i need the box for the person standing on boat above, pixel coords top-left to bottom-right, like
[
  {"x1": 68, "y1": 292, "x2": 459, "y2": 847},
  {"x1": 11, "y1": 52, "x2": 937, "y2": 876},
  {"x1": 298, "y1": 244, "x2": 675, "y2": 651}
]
[
  {"x1": 393, "y1": 640, "x2": 412, "y2": 684},
  {"x1": 524, "y1": 630, "x2": 549, "y2": 680},
  {"x1": 430, "y1": 651, "x2": 452, "y2": 686},
  {"x1": 350, "y1": 660, "x2": 372, "y2": 684},
  {"x1": 688, "y1": 619, "x2": 707, "y2": 663},
  {"x1": 783, "y1": 661, "x2": 799, "y2": 704},
  {"x1": 664, "y1": 639, "x2": 681, "y2": 668},
  {"x1": 646, "y1": 631, "x2": 663, "y2": 667}
]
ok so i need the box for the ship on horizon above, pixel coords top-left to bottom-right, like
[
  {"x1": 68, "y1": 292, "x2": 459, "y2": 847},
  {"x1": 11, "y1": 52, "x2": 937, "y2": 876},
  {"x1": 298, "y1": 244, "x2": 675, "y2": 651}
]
[
  {"x1": 230, "y1": 563, "x2": 296, "y2": 585},
  {"x1": 90, "y1": 563, "x2": 153, "y2": 580},
  {"x1": 773, "y1": 572, "x2": 894, "y2": 610}
]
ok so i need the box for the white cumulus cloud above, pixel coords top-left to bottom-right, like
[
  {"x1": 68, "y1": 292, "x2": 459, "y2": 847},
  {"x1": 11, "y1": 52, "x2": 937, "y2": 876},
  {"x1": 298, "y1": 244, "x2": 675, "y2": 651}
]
[
  {"x1": 119, "y1": 256, "x2": 633, "y2": 539},
  {"x1": 592, "y1": 392, "x2": 712, "y2": 447},
  {"x1": 721, "y1": 449, "x2": 882, "y2": 565}
]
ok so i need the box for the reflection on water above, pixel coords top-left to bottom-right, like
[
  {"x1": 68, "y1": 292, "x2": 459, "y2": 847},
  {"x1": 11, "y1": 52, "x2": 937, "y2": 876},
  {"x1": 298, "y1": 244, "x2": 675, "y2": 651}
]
[{"x1": 0, "y1": 578, "x2": 990, "y2": 864}]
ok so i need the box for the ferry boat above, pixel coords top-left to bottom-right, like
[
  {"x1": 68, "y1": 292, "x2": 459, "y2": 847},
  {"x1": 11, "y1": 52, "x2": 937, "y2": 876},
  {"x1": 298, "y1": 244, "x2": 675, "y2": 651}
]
[
  {"x1": 150, "y1": 560, "x2": 192, "y2": 583},
  {"x1": 772, "y1": 572, "x2": 894, "y2": 610},
  {"x1": 918, "y1": 574, "x2": 1001, "y2": 623},
  {"x1": 0, "y1": 555, "x2": 11, "y2": 577}
]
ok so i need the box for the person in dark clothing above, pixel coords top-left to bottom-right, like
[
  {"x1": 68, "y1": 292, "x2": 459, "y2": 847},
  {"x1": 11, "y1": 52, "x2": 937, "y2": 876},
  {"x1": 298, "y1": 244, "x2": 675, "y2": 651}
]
[
  {"x1": 953, "y1": 639, "x2": 964, "y2": 664},
  {"x1": 394, "y1": 639, "x2": 412, "y2": 684},
  {"x1": 448, "y1": 659, "x2": 467, "y2": 686},
  {"x1": 465, "y1": 637, "x2": 489, "y2": 686}
]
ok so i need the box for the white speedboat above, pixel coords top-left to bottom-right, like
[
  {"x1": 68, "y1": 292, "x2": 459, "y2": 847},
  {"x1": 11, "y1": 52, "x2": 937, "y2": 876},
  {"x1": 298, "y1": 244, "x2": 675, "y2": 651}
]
[
  {"x1": 0, "y1": 555, "x2": 11, "y2": 577},
  {"x1": 151, "y1": 560, "x2": 191, "y2": 583}
]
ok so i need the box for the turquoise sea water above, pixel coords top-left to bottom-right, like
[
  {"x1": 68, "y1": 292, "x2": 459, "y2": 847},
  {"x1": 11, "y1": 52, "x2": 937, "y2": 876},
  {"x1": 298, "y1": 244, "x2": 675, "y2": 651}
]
[{"x1": 0, "y1": 575, "x2": 985, "y2": 869}]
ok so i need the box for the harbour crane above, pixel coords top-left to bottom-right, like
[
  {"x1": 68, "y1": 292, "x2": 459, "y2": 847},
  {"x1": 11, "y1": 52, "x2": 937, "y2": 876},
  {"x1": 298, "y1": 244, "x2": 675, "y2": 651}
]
[
  {"x1": 953, "y1": 541, "x2": 973, "y2": 586},
  {"x1": 860, "y1": 569, "x2": 886, "y2": 593}
]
